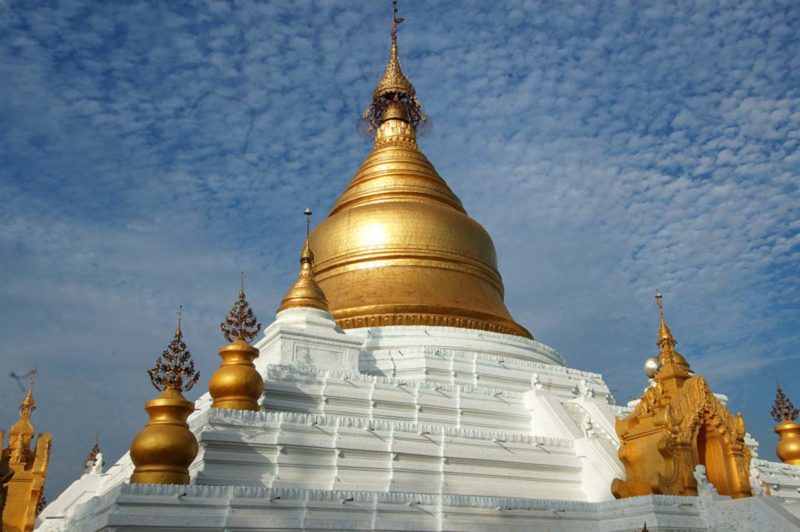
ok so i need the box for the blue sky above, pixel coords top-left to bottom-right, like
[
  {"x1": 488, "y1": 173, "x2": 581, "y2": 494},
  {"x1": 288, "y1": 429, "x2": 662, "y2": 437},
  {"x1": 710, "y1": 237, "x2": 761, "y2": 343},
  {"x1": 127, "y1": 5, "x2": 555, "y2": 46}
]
[{"x1": 1, "y1": 0, "x2": 798, "y2": 498}]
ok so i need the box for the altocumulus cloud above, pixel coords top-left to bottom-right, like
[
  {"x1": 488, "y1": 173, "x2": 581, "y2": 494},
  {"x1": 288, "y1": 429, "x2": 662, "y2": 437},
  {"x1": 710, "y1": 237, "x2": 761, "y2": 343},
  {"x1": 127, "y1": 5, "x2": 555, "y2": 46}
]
[{"x1": 0, "y1": 0, "x2": 798, "y2": 498}]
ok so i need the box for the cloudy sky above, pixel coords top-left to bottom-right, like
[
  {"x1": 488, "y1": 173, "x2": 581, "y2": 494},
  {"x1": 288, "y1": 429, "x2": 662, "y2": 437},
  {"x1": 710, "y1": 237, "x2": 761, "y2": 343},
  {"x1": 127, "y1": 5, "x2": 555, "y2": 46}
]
[{"x1": 1, "y1": 0, "x2": 798, "y2": 499}]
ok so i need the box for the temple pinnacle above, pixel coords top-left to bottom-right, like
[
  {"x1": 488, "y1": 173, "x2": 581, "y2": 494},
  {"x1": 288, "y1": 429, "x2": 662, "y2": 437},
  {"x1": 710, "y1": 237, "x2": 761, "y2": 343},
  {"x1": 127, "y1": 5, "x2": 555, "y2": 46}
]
[
  {"x1": 655, "y1": 290, "x2": 676, "y2": 349},
  {"x1": 362, "y1": 0, "x2": 426, "y2": 133}
]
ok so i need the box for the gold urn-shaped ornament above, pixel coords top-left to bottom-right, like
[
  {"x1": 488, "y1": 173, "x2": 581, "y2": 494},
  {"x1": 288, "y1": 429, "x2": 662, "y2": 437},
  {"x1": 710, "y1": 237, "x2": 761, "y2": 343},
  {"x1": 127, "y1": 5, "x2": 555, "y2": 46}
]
[
  {"x1": 209, "y1": 279, "x2": 263, "y2": 410},
  {"x1": 771, "y1": 384, "x2": 800, "y2": 466},
  {"x1": 130, "y1": 313, "x2": 200, "y2": 485}
]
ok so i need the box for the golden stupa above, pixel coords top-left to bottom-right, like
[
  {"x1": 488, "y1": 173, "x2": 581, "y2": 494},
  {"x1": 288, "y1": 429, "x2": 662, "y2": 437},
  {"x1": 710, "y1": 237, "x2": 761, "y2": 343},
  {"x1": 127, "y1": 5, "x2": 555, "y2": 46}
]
[{"x1": 308, "y1": 13, "x2": 531, "y2": 339}]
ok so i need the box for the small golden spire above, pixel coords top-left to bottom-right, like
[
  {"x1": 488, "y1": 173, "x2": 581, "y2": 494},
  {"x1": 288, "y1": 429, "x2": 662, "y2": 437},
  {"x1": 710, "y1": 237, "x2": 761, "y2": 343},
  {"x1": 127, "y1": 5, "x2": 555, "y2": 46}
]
[
  {"x1": 651, "y1": 291, "x2": 691, "y2": 386},
  {"x1": 278, "y1": 212, "x2": 330, "y2": 313},
  {"x1": 220, "y1": 274, "x2": 261, "y2": 343},
  {"x1": 8, "y1": 369, "x2": 37, "y2": 465},
  {"x1": 655, "y1": 290, "x2": 676, "y2": 349},
  {"x1": 19, "y1": 369, "x2": 37, "y2": 422},
  {"x1": 362, "y1": 0, "x2": 426, "y2": 133}
]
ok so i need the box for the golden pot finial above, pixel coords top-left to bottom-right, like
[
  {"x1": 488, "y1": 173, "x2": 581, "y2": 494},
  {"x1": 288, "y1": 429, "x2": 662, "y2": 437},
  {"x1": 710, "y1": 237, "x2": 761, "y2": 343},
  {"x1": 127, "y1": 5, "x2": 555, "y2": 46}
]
[
  {"x1": 130, "y1": 311, "x2": 199, "y2": 485},
  {"x1": 772, "y1": 383, "x2": 800, "y2": 465},
  {"x1": 278, "y1": 214, "x2": 330, "y2": 313},
  {"x1": 209, "y1": 277, "x2": 264, "y2": 411}
]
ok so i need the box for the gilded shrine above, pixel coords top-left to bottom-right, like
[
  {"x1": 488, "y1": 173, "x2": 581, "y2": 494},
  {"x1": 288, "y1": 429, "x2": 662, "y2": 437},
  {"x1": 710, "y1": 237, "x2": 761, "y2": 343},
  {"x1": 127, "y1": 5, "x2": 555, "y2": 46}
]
[
  {"x1": 2, "y1": 374, "x2": 51, "y2": 532},
  {"x1": 612, "y1": 294, "x2": 753, "y2": 499}
]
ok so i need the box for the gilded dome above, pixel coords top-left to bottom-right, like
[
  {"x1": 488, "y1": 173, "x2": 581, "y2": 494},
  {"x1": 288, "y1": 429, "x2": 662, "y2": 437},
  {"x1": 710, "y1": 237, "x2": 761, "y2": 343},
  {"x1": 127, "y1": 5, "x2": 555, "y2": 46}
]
[{"x1": 306, "y1": 24, "x2": 531, "y2": 339}]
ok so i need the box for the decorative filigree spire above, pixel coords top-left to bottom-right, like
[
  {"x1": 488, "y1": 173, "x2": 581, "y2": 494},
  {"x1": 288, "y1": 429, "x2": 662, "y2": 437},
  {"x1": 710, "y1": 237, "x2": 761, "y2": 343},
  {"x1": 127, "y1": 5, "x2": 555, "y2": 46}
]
[
  {"x1": 772, "y1": 383, "x2": 799, "y2": 423},
  {"x1": 655, "y1": 290, "x2": 676, "y2": 349},
  {"x1": 147, "y1": 307, "x2": 200, "y2": 392},
  {"x1": 220, "y1": 273, "x2": 262, "y2": 343},
  {"x1": 361, "y1": 0, "x2": 426, "y2": 133}
]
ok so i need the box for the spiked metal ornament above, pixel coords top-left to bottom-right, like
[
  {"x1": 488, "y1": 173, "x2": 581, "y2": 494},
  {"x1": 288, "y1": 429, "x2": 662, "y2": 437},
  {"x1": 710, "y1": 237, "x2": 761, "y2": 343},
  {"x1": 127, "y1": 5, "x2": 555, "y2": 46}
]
[
  {"x1": 772, "y1": 384, "x2": 799, "y2": 423},
  {"x1": 361, "y1": 0, "x2": 426, "y2": 133},
  {"x1": 220, "y1": 279, "x2": 261, "y2": 343},
  {"x1": 147, "y1": 316, "x2": 200, "y2": 392}
]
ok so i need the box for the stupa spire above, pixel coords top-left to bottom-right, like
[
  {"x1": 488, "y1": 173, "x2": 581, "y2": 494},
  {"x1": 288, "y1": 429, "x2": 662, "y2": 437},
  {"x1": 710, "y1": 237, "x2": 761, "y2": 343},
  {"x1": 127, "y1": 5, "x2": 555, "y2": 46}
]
[
  {"x1": 8, "y1": 369, "x2": 37, "y2": 465},
  {"x1": 655, "y1": 290, "x2": 676, "y2": 350},
  {"x1": 651, "y1": 291, "x2": 690, "y2": 388},
  {"x1": 362, "y1": 0, "x2": 426, "y2": 133}
]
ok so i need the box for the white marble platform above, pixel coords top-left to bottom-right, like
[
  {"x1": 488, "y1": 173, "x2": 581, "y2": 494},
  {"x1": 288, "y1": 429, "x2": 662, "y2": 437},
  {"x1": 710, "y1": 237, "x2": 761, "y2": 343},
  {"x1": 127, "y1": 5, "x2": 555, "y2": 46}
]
[{"x1": 37, "y1": 308, "x2": 800, "y2": 530}]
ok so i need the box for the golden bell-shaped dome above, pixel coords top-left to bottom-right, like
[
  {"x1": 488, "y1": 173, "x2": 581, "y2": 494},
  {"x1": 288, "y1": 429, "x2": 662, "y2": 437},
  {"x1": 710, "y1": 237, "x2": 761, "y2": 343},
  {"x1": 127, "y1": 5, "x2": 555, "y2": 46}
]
[{"x1": 308, "y1": 20, "x2": 531, "y2": 339}]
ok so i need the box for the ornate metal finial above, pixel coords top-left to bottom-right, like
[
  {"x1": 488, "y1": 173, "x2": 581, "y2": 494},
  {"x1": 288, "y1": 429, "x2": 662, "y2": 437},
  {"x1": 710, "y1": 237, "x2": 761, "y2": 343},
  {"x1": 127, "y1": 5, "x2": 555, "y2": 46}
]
[
  {"x1": 176, "y1": 305, "x2": 183, "y2": 337},
  {"x1": 148, "y1": 311, "x2": 200, "y2": 392},
  {"x1": 655, "y1": 290, "x2": 663, "y2": 320},
  {"x1": 361, "y1": 0, "x2": 426, "y2": 134},
  {"x1": 391, "y1": 0, "x2": 404, "y2": 46},
  {"x1": 772, "y1": 383, "x2": 799, "y2": 423},
  {"x1": 304, "y1": 207, "x2": 312, "y2": 237},
  {"x1": 220, "y1": 277, "x2": 262, "y2": 343},
  {"x1": 655, "y1": 290, "x2": 676, "y2": 349}
]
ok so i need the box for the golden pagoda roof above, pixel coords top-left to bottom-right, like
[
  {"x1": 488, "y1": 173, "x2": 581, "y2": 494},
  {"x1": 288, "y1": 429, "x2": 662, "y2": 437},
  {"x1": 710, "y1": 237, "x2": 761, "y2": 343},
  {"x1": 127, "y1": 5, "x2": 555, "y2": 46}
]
[{"x1": 307, "y1": 7, "x2": 531, "y2": 339}]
